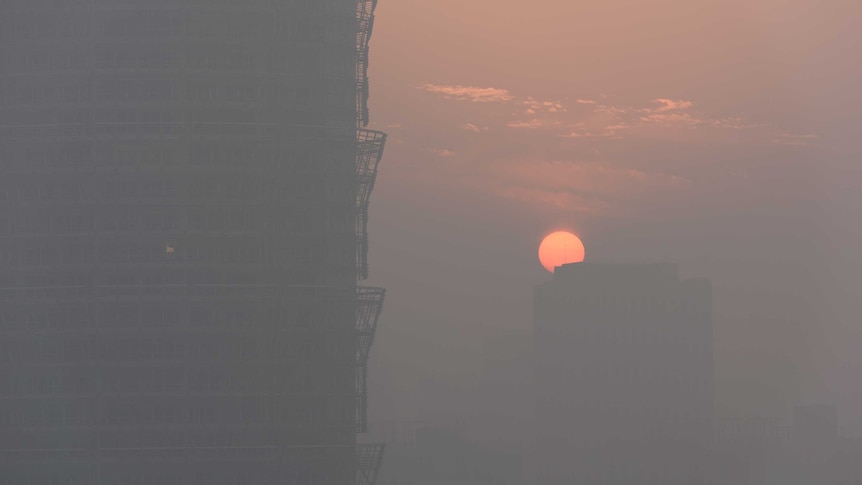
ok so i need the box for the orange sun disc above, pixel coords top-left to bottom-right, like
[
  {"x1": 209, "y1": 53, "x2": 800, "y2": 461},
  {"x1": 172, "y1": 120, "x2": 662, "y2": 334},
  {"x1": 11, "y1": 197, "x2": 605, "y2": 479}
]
[{"x1": 538, "y1": 231, "x2": 585, "y2": 273}]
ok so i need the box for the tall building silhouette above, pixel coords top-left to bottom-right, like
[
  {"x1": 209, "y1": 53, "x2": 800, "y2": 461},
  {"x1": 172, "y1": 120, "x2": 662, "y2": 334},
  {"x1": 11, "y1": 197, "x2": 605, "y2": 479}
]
[
  {"x1": 532, "y1": 262, "x2": 713, "y2": 485},
  {"x1": 0, "y1": 1, "x2": 385, "y2": 484}
]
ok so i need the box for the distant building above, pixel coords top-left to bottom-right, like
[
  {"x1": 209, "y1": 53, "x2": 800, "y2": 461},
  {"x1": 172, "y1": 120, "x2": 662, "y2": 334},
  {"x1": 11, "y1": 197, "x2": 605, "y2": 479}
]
[
  {"x1": 0, "y1": 2, "x2": 386, "y2": 484},
  {"x1": 475, "y1": 334, "x2": 533, "y2": 446},
  {"x1": 714, "y1": 405, "x2": 862, "y2": 484},
  {"x1": 532, "y1": 262, "x2": 714, "y2": 484},
  {"x1": 373, "y1": 424, "x2": 524, "y2": 485}
]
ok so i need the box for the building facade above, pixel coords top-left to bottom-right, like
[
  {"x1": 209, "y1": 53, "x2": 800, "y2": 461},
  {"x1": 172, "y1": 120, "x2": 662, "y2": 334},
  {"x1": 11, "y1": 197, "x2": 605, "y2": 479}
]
[
  {"x1": 712, "y1": 406, "x2": 862, "y2": 485},
  {"x1": 0, "y1": 1, "x2": 385, "y2": 484},
  {"x1": 532, "y1": 262, "x2": 713, "y2": 485}
]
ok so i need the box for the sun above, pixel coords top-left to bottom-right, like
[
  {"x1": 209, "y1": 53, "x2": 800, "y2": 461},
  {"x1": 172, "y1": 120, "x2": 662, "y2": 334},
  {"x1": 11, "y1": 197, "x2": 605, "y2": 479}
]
[{"x1": 538, "y1": 231, "x2": 585, "y2": 273}]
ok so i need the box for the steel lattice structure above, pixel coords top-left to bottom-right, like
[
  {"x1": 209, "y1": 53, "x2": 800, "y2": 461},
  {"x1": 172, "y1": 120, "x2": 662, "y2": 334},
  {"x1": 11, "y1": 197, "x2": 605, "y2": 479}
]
[
  {"x1": 0, "y1": 0, "x2": 385, "y2": 484},
  {"x1": 355, "y1": 0, "x2": 378, "y2": 128},
  {"x1": 355, "y1": 129, "x2": 386, "y2": 281},
  {"x1": 356, "y1": 443, "x2": 385, "y2": 485}
]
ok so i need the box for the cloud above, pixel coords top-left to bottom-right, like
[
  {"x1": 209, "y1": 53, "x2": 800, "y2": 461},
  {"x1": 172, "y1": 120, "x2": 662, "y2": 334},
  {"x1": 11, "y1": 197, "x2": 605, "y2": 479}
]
[
  {"x1": 523, "y1": 97, "x2": 566, "y2": 114},
  {"x1": 580, "y1": 97, "x2": 771, "y2": 134},
  {"x1": 652, "y1": 98, "x2": 694, "y2": 112},
  {"x1": 710, "y1": 118, "x2": 766, "y2": 130},
  {"x1": 425, "y1": 148, "x2": 456, "y2": 157},
  {"x1": 594, "y1": 104, "x2": 645, "y2": 116},
  {"x1": 476, "y1": 159, "x2": 692, "y2": 215},
  {"x1": 417, "y1": 82, "x2": 803, "y2": 150},
  {"x1": 462, "y1": 123, "x2": 487, "y2": 133},
  {"x1": 506, "y1": 94, "x2": 760, "y2": 136},
  {"x1": 506, "y1": 97, "x2": 568, "y2": 130},
  {"x1": 634, "y1": 98, "x2": 706, "y2": 126},
  {"x1": 418, "y1": 83, "x2": 766, "y2": 140},
  {"x1": 561, "y1": 129, "x2": 619, "y2": 138},
  {"x1": 639, "y1": 111, "x2": 704, "y2": 126},
  {"x1": 407, "y1": 83, "x2": 813, "y2": 215},
  {"x1": 561, "y1": 121, "x2": 628, "y2": 138},
  {"x1": 507, "y1": 118, "x2": 564, "y2": 130},
  {"x1": 498, "y1": 186, "x2": 610, "y2": 214},
  {"x1": 771, "y1": 133, "x2": 819, "y2": 146},
  {"x1": 419, "y1": 84, "x2": 515, "y2": 103}
]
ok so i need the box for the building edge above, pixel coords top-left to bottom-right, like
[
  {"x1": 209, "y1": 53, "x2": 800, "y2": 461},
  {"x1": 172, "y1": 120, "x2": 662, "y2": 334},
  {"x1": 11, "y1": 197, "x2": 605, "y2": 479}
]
[{"x1": 355, "y1": 0, "x2": 386, "y2": 483}]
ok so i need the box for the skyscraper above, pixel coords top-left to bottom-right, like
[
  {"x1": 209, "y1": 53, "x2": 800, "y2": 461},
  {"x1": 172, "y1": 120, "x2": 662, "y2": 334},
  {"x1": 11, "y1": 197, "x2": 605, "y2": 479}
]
[
  {"x1": 532, "y1": 262, "x2": 713, "y2": 485},
  {"x1": 0, "y1": 1, "x2": 385, "y2": 484}
]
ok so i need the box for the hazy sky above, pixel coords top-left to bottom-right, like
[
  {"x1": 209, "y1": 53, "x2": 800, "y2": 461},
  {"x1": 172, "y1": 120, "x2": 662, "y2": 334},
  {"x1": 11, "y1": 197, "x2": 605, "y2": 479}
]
[{"x1": 363, "y1": 0, "x2": 862, "y2": 426}]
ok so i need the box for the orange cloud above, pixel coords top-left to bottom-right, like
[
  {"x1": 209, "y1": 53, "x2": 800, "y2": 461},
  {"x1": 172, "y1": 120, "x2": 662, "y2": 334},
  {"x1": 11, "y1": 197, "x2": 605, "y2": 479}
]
[
  {"x1": 523, "y1": 97, "x2": 566, "y2": 114},
  {"x1": 419, "y1": 84, "x2": 515, "y2": 103},
  {"x1": 636, "y1": 99, "x2": 705, "y2": 126},
  {"x1": 407, "y1": 82, "x2": 814, "y2": 217},
  {"x1": 507, "y1": 118, "x2": 564, "y2": 130},
  {"x1": 561, "y1": 129, "x2": 618, "y2": 138},
  {"x1": 419, "y1": 83, "x2": 767, "y2": 141},
  {"x1": 652, "y1": 98, "x2": 694, "y2": 112},
  {"x1": 425, "y1": 148, "x2": 456, "y2": 157},
  {"x1": 639, "y1": 111, "x2": 704, "y2": 126}
]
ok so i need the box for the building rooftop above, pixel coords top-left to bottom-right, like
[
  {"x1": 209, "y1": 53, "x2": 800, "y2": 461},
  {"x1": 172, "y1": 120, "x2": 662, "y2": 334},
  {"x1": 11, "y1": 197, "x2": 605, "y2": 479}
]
[
  {"x1": 538, "y1": 262, "x2": 710, "y2": 299},
  {"x1": 555, "y1": 261, "x2": 679, "y2": 280}
]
